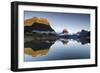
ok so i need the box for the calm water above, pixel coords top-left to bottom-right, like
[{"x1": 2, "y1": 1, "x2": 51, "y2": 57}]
[{"x1": 24, "y1": 39, "x2": 90, "y2": 62}]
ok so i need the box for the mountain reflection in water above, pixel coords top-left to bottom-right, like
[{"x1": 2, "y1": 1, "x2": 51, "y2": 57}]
[
  {"x1": 24, "y1": 39, "x2": 55, "y2": 57},
  {"x1": 24, "y1": 36, "x2": 90, "y2": 62}
]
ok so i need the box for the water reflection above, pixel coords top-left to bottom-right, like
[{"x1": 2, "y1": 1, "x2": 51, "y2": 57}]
[
  {"x1": 24, "y1": 39, "x2": 55, "y2": 57},
  {"x1": 59, "y1": 39, "x2": 69, "y2": 45},
  {"x1": 24, "y1": 48, "x2": 49, "y2": 57},
  {"x1": 24, "y1": 36, "x2": 90, "y2": 62}
]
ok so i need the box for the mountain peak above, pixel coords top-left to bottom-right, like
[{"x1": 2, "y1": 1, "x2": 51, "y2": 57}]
[
  {"x1": 24, "y1": 17, "x2": 49, "y2": 26},
  {"x1": 62, "y1": 29, "x2": 68, "y2": 33}
]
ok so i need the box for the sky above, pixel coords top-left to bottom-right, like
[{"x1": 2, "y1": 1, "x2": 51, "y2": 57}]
[{"x1": 24, "y1": 11, "x2": 90, "y2": 34}]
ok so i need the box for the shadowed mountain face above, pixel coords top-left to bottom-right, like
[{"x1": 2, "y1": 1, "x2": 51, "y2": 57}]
[{"x1": 24, "y1": 23, "x2": 55, "y2": 33}]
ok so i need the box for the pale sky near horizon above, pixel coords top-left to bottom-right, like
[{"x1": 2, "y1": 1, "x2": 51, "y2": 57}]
[{"x1": 24, "y1": 11, "x2": 90, "y2": 34}]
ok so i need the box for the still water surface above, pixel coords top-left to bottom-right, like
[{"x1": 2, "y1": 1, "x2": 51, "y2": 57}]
[{"x1": 24, "y1": 39, "x2": 90, "y2": 62}]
